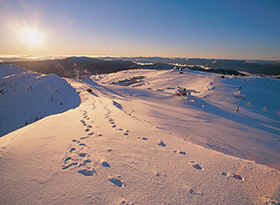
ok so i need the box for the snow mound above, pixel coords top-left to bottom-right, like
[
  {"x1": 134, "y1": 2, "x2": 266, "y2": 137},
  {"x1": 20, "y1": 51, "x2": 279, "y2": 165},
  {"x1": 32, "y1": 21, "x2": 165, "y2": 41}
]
[{"x1": 0, "y1": 65, "x2": 80, "y2": 137}]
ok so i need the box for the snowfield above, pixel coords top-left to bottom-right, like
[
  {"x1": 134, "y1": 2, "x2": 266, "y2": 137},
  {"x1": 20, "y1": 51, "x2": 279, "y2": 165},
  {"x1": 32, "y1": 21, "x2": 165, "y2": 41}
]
[{"x1": 0, "y1": 65, "x2": 280, "y2": 205}]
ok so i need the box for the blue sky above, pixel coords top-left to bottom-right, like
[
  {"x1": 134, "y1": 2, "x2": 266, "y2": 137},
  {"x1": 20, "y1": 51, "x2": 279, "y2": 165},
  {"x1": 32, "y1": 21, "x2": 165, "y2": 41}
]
[{"x1": 0, "y1": 0, "x2": 279, "y2": 60}]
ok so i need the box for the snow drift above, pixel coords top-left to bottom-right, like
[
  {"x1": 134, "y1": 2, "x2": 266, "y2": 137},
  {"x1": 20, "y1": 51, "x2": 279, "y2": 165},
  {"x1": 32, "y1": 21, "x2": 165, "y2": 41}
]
[{"x1": 0, "y1": 65, "x2": 279, "y2": 205}]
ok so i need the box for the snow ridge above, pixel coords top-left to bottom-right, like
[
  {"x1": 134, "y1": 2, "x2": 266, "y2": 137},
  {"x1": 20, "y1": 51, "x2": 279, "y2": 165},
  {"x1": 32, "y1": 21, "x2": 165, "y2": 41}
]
[{"x1": 0, "y1": 65, "x2": 80, "y2": 137}]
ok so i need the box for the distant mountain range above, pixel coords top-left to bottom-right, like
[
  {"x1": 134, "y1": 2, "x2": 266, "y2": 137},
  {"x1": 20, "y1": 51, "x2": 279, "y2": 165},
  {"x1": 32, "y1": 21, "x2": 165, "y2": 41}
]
[{"x1": 1, "y1": 56, "x2": 279, "y2": 78}]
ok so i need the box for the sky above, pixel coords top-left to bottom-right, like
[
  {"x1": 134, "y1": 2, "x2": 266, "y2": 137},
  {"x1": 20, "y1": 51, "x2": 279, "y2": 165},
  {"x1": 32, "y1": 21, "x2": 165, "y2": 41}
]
[{"x1": 0, "y1": 0, "x2": 279, "y2": 60}]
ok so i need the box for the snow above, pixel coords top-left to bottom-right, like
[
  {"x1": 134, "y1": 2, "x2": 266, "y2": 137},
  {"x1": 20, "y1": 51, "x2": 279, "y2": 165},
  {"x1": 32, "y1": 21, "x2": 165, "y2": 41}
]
[
  {"x1": 0, "y1": 65, "x2": 80, "y2": 137},
  {"x1": 0, "y1": 65, "x2": 280, "y2": 204}
]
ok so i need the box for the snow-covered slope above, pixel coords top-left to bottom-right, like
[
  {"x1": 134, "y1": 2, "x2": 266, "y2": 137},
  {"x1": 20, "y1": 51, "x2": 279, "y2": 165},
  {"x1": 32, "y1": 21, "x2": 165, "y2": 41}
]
[
  {"x1": 0, "y1": 65, "x2": 80, "y2": 137},
  {"x1": 0, "y1": 66, "x2": 279, "y2": 205},
  {"x1": 97, "y1": 69, "x2": 280, "y2": 170}
]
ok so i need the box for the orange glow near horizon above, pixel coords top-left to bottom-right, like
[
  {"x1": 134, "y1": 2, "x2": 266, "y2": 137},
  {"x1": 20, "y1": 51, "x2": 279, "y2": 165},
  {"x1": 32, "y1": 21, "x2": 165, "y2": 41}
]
[{"x1": 0, "y1": 1, "x2": 279, "y2": 60}]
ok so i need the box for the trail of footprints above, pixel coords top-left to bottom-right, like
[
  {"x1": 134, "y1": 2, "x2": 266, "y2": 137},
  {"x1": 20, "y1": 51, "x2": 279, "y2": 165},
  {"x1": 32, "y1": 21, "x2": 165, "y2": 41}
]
[
  {"x1": 61, "y1": 110, "x2": 97, "y2": 176},
  {"x1": 61, "y1": 100, "x2": 245, "y2": 198},
  {"x1": 61, "y1": 137, "x2": 96, "y2": 176},
  {"x1": 61, "y1": 104, "x2": 131, "y2": 188},
  {"x1": 104, "y1": 106, "x2": 130, "y2": 136}
]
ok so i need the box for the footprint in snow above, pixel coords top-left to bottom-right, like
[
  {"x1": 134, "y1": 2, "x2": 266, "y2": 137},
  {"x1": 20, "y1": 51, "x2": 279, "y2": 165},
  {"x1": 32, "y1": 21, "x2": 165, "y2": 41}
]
[
  {"x1": 62, "y1": 151, "x2": 95, "y2": 175},
  {"x1": 179, "y1": 151, "x2": 187, "y2": 155},
  {"x1": 173, "y1": 150, "x2": 188, "y2": 155},
  {"x1": 80, "y1": 133, "x2": 93, "y2": 140},
  {"x1": 80, "y1": 136, "x2": 89, "y2": 140},
  {"x1": 158, "y1": 139, "x2": 166, "y2": 147},
  {"x1": 62, "y1": 139, "x2": 92, "y2": 169},
  {"x1": 190, "y1": 161, "x2": 204, "y2": 170},
  {"x1": 101, "y1": 160, "x2": 111, "y2": 168},
  {"x1": 69, "y1": 148, "x2": 76, "y2": 153},
  {"x1": 108, "y1": 175, "x2": 125, "y2": 187},
  {"x1": 84, "y1": 159, "x2": 91, "y2": 163},
  {"x1": 72, "y1": 139, "x2": 89, "y2": 147},
  {"x1": 222, "y1": 172, "x2": 245, "y2": 181},
  {"x1": 108, "y1": 118, "x2": 115, "y2": 124},
  {"x1": 78, "y1": 168, "x2": 97, "y2": 176},
  {"x1": 64, "y1": 157, "x2": 72, "y2": 164},
  {"x1": 62, "y1": 162, "x2": 78, "y2": 170},
  {"x1": 61, "y1": 157, "x2": 78, "y2": 170},
  {"x1": 138, "y1": 137, "x2": 147, "y2": 140}
]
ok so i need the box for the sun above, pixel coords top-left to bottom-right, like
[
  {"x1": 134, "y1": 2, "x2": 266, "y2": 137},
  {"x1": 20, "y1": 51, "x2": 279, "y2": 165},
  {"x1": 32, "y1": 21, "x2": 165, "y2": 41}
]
[{"x1": 23, "y1": 29, "x2": 44, "y2": 46}]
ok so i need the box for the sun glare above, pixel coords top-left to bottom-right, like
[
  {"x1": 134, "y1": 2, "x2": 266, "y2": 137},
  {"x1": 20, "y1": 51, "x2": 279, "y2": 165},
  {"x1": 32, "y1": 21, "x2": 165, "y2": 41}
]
[{"x1": 23, "y1": 29, "x2": 44, "y2": 46}]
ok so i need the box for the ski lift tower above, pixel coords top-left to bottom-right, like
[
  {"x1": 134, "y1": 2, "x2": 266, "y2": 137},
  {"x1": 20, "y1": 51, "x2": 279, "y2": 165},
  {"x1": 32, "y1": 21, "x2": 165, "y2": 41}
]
[{"x1": 234, "y1": 93, "x2": 246, "y2": 113}]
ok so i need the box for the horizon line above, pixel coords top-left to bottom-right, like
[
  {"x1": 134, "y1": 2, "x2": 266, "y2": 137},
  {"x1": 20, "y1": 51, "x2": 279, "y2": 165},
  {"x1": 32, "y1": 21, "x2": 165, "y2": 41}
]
[{"x1": 0, "y1": 54, "x2": 279, "y2": 62}]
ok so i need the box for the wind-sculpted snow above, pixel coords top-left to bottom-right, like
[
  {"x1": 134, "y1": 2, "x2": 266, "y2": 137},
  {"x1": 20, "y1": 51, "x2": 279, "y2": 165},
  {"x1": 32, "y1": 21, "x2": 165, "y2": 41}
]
[
  {"x1": 98, "y1": 69, "x2": 280, "y2": 170},
  {"x1": 0, "y1": 67, "x2": 280, "y2": 204},
  {"x1": 0, "y1": 65, "x2": 80, "y2": 137}
]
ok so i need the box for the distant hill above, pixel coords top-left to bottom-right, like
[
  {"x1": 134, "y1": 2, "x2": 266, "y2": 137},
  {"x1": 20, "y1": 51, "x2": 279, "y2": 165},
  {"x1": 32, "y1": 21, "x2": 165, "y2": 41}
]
[
  {"x1": 1, "y1": 56, "x2": 279, "y2": 78},
  {"x1": 122, "y1": 57, "x2": 280, "y2": 77},
  {"x1": 0, "y1": 57, "x2": 138, "y2": 78}
]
